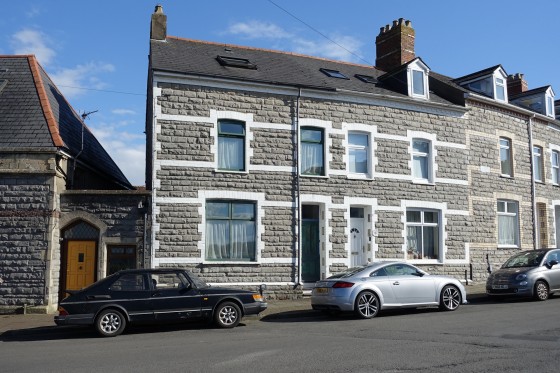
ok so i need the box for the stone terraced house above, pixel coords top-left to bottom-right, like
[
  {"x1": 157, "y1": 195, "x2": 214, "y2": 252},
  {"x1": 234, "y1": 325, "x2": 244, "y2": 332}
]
[
  {"x1": 146, "y1": 7, "x2": 560, "y2": 299},
  {"x1": 0, "y1": 55, "x2": 149, "y2": 313}
]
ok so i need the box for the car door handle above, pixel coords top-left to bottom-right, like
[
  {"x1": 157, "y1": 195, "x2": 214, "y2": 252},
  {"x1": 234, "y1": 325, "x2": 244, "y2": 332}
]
[
  {"x1": 86, "y1": 295, "x2": 110, "y2": 300},
  {"x1": 393, "y1": 282, "x2": 400, "y2": 285}
]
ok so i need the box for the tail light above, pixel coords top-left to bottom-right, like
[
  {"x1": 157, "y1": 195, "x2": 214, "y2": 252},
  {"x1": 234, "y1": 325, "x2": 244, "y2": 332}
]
[
  {"x1": 58, "y1": 306, "x2": 68, "y2": 316},
  {"x1": 332, "y1": 281, "x2": 355, "y2": 288}
]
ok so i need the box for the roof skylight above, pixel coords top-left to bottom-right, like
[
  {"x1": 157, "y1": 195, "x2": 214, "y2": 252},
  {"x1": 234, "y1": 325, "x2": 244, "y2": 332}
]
[
  {"x1": 0, "y1": 79, "x2": 7, "y2": 94},
  {"x1": 320, "y1": 68, "x2": 349, "y2": 79},
  {"x1": 355, "y1": 74, "x2": 377, "y2": 84},
  {"x1": 216, "y1": 56, "x2": 257, "y2": 70}
]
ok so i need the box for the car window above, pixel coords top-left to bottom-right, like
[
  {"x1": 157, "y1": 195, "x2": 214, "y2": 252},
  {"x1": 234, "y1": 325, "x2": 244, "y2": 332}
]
[
  {"x1": 384, "y1": 264, "x2": 418, "y2": 276},
  {"x1": 545, "y1": 250, "x2": 560, "y2": 264},
  {"x1": 327, "y1": 266, "x2": 367, "y2": 279},
  {"x1": 370, "y1": 268, "x2": 388, "y2": 277},
  {"x1": 185, "y1": 272, "x2": 208, "y2": 288},
  {"x1": 110, "y1": 274, "x2": 148, "y2": 291},
  {"x1": 151, "y1": 272, "x2": 187, "y2": 290},
  {"x1": 502, "y1": 251, "x2": 547, "y2": 268}
]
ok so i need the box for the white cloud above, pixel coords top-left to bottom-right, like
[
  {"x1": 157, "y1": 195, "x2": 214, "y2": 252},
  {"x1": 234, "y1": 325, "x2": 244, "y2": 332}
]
[
  {"x1": 50, "y1": 62, "x2": 115, "y2": 98},
  {"x1": 224, "y1": 20, "x2": 363, "y2": 62},
  {"x1": 11, "y1": 29, "x2": 56, "y2": 65},
  {"x1": 112, "y1": 109, "x2": 137, "y2": 116},
  {"x1": 293, "y1": 35, "x2": 363, "y2": 62},
  {"x1": 88, "y1": 123, "x2": 145, "y2": 186},
  {"x1": 226, "y1": 21, "x2": 292, "y2": 39}
]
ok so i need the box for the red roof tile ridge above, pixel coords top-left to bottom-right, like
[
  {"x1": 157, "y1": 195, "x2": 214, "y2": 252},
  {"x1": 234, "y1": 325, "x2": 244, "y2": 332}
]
[
  {"x1": 0, "y1": 54, "x2": 35, "y2": 59},
  {"x1": 27, "y1": 55, "x2": 65, "y2": 148},
  {"x1": 165, "y1": 35, "x2": 379, "y2": 70}
]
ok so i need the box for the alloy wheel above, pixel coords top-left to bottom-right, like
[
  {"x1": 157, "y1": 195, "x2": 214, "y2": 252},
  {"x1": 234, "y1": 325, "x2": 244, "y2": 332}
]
[{"x1": 356, "y1": 291, "x2": 379, "y2": 319}]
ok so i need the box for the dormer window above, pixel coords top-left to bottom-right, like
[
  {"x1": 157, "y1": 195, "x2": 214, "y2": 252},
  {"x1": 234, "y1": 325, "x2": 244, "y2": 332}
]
[
  {"x1": 510, "y1": 86, "x2": 555, "y2": 118},
  {"x1": 407, "y1": 58, "x2": 429, "y2": 99},
  {"x1": 455, "y1": 65, "x2": 508, "y2": 102}
]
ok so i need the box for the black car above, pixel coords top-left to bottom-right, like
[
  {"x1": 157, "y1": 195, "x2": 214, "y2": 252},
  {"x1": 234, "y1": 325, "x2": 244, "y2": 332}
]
[{"x1": 55, "y1": 268, "x2": 267, "y2": 337}]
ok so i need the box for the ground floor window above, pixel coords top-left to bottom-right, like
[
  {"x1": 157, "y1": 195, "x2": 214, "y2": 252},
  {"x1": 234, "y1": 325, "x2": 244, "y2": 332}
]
[
  {"x1": 107, "y1": 245, "x2": 136, "y2": 275},
  {"x1": 206, "y1": 200, "x2": 256, "y2": 261},
  {"x1": 406, "y1": 209, "x2": 440, "y2": 259},
  {"x1": 497, "y1": 200, "x2": 519, "y2": 247}
]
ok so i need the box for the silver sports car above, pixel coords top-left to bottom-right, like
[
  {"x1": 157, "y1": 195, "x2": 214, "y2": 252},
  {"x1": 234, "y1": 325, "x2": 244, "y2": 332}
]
[{"x1": 311, "y1": 261, "x2": 467, "y2": 318}]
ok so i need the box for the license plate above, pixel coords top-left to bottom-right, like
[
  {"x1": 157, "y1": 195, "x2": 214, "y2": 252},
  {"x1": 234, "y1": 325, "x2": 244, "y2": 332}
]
[
  {"x1": 315, "y1": 287, "x2": 329, "y2": 294},
  {"x1": 492, "y1": 285, "x2": 508, "y2": 290}
]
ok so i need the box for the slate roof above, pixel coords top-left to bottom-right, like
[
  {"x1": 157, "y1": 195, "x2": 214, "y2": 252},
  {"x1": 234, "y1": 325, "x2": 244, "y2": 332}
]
[
  {"x1": 509, "y1": 85, "x2": 552, "y2": 100},
  {"x1": 150, "y1": 37, "x2": 455, "y2": 107},
  {"x1": 0, "y1": 55, "x2": 132, "y2": 189}
]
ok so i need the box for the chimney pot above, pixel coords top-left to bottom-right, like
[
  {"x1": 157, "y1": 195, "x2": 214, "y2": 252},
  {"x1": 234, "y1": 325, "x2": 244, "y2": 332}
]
[
  {"x1": 150, "y1": 4, "x2": 167, "y2": 41},
  {"x1": 375, "y1": 18, "x2": 416, "y2": 72}
]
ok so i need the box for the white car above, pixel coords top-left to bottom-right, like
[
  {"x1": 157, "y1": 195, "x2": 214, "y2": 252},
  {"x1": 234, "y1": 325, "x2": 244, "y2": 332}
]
[{"x1": 311, "y1": 261, "x2": 467, "y2": 318}]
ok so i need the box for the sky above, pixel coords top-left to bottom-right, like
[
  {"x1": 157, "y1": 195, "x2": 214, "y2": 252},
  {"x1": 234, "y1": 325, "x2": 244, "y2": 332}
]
[{"x1": 2, "y1": 0, "x2": 560, "y2": 186}]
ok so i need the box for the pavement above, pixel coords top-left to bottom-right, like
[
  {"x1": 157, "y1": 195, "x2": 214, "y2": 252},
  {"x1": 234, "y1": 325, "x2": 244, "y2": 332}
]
[{"x1": 0, "y1": 282, "x2": 487, "y2": 336}]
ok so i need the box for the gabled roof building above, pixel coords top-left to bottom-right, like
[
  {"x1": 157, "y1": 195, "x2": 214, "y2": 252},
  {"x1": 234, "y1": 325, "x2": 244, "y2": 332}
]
[
  {"x1": 0, "y1": 55, "x2": 148, "y2": 313},
  {"x1": 146, "y1": 7, "x2": 560, "y2": 298}
]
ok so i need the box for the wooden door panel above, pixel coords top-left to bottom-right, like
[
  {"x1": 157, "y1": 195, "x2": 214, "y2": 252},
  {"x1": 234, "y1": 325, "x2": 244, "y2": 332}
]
[{"x1": 66, "y1": 241, "x2": 96, "y2": 291}]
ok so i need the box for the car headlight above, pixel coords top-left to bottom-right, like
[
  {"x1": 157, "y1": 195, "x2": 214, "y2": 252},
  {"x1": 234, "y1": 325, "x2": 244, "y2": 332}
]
[{"x1": 515, "y1": 273, "x2": 527, "y2": 281}]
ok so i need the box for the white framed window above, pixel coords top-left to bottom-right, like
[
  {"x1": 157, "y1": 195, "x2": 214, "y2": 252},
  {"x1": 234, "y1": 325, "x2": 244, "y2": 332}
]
[
  {"x1": 217, "y1": 120, "x2": 245, "y2": 171},
  {"x1": 205, "y1": 200, "x2": 256, "y2": 262},
  {"x1": 348, "y1": 132, "x2": 369, "y2": 175},
  {"x1": 495, "y1": 77, "x2": 506, "y2": 101},
  {"x1": 406, "y1": 59, "x2": 429, "y2": 100},
  {"x1": 412, "y1": 139, "x2": 432, "y2": 182},
  {"x1": 499, "y1": 137, "x2": 513, "y2": 177},
  {"x1": 533, "y1": 145, "x2": 544, "y2": 182},
  {"x1": 301, "y1": 127, "x2": 325, "y2": 176},
  {"x1": 412, "y1": 70, "x2": 425, "y2": 96},
  {"x1": 406, "y1": 209, "x2": 440, "y2": 260},
  {"x1": 497, "y1": 200, "x2": 519, "y2": 247},
  {"x1": 552, "y1": 150, "x2": 560, "y2": 185},
  {"x1": 547, "y1": 95, "x2": 555, "y2": 117}
]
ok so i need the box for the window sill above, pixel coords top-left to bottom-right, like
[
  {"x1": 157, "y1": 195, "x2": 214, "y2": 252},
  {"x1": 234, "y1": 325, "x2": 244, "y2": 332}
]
[
  {"x1": 347, "y1": 173, "x2": 373, "y2": 181},
  {"x1": 405, "y1": 259, "x2": 442, "y2": 264},
  {"x1": 497, "y1": 245, "x2": 519, "y2": 249},
  {"x1": 499, "y1": 174, "x2": 514, "y2": 179},
  {"x1": 202, "y1": 261, "x2": 260, "y2": 265},
  {"x1": 412, "y1": 179, "x2": 435, "y2": 186},
  {"x1": 214, "y1": 169, "x2": 249, "y2": 175},
  {"x1": 300, "y1": 174, "x2": 329, "y2": 179}
]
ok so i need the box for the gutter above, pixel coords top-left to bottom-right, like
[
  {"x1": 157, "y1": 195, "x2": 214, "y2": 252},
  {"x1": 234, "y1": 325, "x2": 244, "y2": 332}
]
[{"x1": 528, "y1": 114, "x2": 538, "y2": 250}]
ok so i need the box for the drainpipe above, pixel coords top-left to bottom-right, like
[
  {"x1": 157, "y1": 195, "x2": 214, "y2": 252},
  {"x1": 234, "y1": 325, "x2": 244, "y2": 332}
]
[
  {"x1": 295, "y1": 87, "x2": 302, "y2": 286},
  {"x1": 70, "y1": 121, "x2": 85, "y2": 189},
  {"x1": 528, "y1": 114, "x2": 538, "y2": 250}
]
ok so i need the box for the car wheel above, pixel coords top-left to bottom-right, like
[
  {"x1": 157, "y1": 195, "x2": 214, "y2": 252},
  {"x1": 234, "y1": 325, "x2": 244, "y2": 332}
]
[
  {"x1": 534, "y1": 281, "x2": 549, "y2": 301},
  {"x1": 355, "y1": 291, "x2": 379, "y2": 319},
  {"x1": 95, "y1": 309, "x2": 126, "y2": 337},
  {"x1": 214, "y1": 302, "x2": 241, "y2": 328},
  {"x1": 439, "y1": 285, "x2": 461, "y2": 311}
]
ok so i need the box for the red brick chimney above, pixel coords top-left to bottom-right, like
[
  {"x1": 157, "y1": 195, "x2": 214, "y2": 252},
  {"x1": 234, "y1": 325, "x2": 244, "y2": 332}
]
[
  {"x1": 150, "y1": 4, "x2": 167, "y2": 41},
  {"x1": 507, "y1": 73, "x2": 528, "y2": 96},
  {"x1": 375, "y1": 18, "x2": 415, "y2": 72}
]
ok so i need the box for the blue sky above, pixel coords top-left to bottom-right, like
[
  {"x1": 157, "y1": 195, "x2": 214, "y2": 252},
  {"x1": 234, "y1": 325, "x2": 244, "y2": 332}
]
[{"x1": 2, "y1": 0, "x2": 559, "y2": 186}]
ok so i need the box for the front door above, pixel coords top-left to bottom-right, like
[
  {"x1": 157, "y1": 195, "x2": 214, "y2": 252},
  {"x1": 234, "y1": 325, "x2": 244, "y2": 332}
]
[
  {"x1": 350, "y1": 207, "x2": 365, "y2": 267},
  {"x1": 65, "y1": 241, "x2": 96, "y2": 292},
  {"x1": 302, "y1": 205, "x2": 320, "y2": 282}
]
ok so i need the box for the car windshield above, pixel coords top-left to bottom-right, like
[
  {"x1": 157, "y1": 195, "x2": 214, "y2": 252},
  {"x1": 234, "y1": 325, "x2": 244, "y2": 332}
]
[
  {"x1": 502, "y1": 251, "x2": 546, "y2": 268},
  {"x1": 327, "y1": 266, "x2": 366, "y2": 279},
  {"x1": 187, "y1": 271, "x2": 209, "y2": 288}
]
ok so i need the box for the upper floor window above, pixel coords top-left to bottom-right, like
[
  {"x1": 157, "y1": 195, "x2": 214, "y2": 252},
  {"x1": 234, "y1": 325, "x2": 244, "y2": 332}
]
[
  {"x1": 218, "y1": 120, "x2": 245, "y2": 171},
  {"x1": 499, "y1": 137, "x2": 513, "y2": 177},
  {"x1": 206, "y1": 200, "x2": 256, "y2": 262},
  {"x1": 456, "y1": 66, "x2": 508, "y2": 102},
  {"x1": 301, "y1": 127, "x2": 325, "y2": 176},
  {"x1": 412, "y1": 139, "x2": 432, "y2": 182},
  {"x1": 495, "y1": 78, "x2": 506, "y2": 101},
  {"x1": 348, "y1": 132, "x2": 369, "y2": 175},
  {"x1": 497, "y1": 200, "x2": 519, "y2": 247},
  {"x1": 406, "y1": 209, "x2": 440, "y2": 260},
  {"x1": 547, "y1": 95, "x2": 555, "y2": 117},
  {"x1": 533, "y1": 146, "x2": 544, "y2": 182},
  {"x1": 412, "y1": 70, "x2": 425, "y2": 96},
  {"x1": 552, "y1": 150, "x2": 560, "y2": 185}
]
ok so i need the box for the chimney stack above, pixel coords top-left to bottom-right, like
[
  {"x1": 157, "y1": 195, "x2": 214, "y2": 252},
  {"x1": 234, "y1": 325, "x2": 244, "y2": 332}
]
[
  {"x1": 150, "y1": 4, "x2": 167, "y2": 41},
  {"x1": 375, "y1": 18, "x2": 415, "y2": 72},
  {"x1": 507, "y1": 73, "x2": 528, "y2": 96}
]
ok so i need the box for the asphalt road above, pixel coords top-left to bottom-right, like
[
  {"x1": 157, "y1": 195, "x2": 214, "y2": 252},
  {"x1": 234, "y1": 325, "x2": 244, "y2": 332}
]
[{"x1": 2, "y1": 297, "x2": 560, "y2": 373}]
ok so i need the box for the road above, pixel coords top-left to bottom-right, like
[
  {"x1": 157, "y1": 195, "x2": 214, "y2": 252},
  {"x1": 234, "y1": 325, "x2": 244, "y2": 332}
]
[{"x1": 2, "y1": 297, "x2": 560, "y2": 373}]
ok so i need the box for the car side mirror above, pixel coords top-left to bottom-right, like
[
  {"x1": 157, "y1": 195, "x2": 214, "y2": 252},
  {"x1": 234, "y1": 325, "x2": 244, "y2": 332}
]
[
  {"x1": 415, "y1": 270, "x2": 425, "y2": 277},
  {"x1": 548, "y1": 260, "x2": 559, "y2": 268}
]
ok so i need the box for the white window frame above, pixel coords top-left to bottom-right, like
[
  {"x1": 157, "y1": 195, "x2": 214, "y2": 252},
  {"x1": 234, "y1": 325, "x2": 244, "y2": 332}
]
[
  {"x1": 411, "y1": 138, "x2": 433, "y2": 183},
  {"x1": 348, "y1": 131, "x2": 370, "y2": 177},
  {"x1": 407, "y1": 59, "x2": 429, "y2": 100},
  {"x1": 211, "y1": 111, "x2": 253, "y2": 174},
  {"x1": 494, "y1": 77, "x2": 506, "y2": 102},
  {"x1": 497, "y1": 200, "x2": 520, "y2": 248},
  {"x1": 499, "y1": 137, "x2": 513, "y2": 177},
  {"x1": 533, "y1": 145, "x2": 544, "y2": 183},
  {"x1": 546, "y1": 88, "x2": 555, "y2": 118},
  {"x1": 552, "y1": 149, "x2": 560, "y2": 185},
  {"x1": 298, "y1": 118, "x2": 331, "y2": 178},
  {"x1": 405, "y1": 208, "x2": 441, "y2": 261}
]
